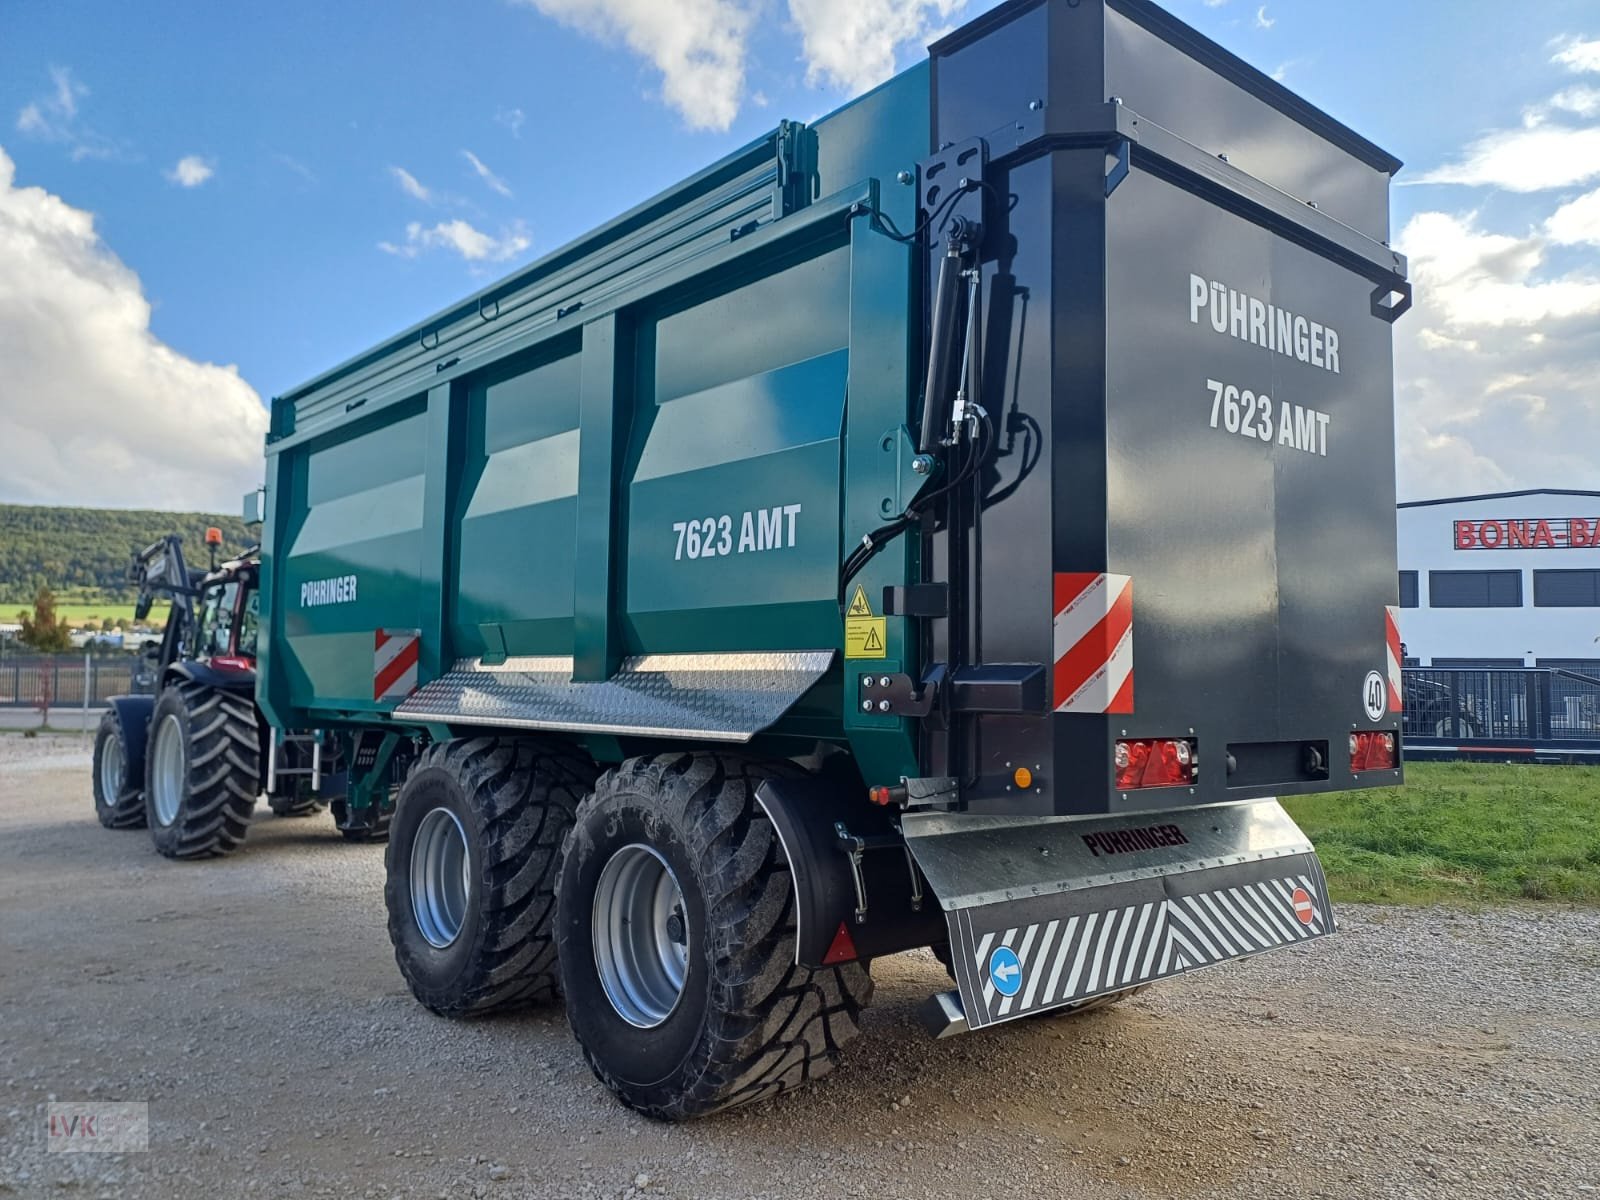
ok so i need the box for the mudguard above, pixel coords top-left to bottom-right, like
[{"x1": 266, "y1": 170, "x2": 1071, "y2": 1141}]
[
  {"x1": 106, "y1": 695, "x2": 156, "y2": 789},
  {"x1": 754, "y1": 776, "x2": 943, "y2": 967}
]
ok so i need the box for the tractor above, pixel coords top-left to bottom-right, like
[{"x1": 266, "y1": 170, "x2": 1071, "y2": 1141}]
[{"x1": 91, "y1": 530, "x2": 388, "y2": 856}]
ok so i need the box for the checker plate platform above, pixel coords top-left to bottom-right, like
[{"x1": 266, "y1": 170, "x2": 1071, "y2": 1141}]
[
  {"x1": 903, "y1": 798, "x2": 1332, "y2": 1032},
  {"x1": 394, "y1": 651, "x2": 833, "y2": 742}
]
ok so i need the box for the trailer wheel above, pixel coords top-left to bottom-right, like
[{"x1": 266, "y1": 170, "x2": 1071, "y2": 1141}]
[
  {"x1": 558, "y1": 753, "x2": 873, "y2": 1119},
  {"x1": 385, "y1": 737, "x2": 594, "y2": 1016},
  {"x1": 143, "y1": 683, "x2": 260, "y2": 859},
  {"x1": 92, "y1": 710, "x2": 145, "y2": 829},
  {"x1": 268, "y1": 790, "x2": 324, "y2": 818}
]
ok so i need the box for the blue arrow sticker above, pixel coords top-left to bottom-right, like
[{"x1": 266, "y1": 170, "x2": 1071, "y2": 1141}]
[{"x1": 988, "y1": 945, "x2": 1022, "y2": 997}]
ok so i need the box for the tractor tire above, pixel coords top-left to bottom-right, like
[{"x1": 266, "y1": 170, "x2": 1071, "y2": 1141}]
[
  {"x1": 92, "y1": 710, "x2": 145, "y2": 830},
  {"x1": 269, "y1": 791, "x2": 324, "y2": 818},
  {"x1": 143, "y1": 682, "x2": 259, "y2": 859},
  {"x1": 386, "y1": 737, "x2": 595, "y2": 1017},
  {"x1": 331, "y1": 797, "x2": 392, "y2": 842},
  {"x1": 558, "y1": 753, "x2": 873, "y2": 1120}
]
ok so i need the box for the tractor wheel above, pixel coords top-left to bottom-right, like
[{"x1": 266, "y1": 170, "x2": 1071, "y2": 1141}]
[
  {"x1": 558, "y1": 753, "x2": 873, "y2": 1119},
  {"x1": 143, "y1": 683, "x2": 259, "y2": 859},
  {"x1": 91, "y1": 711, "x2": 145, "y2": 830},
  {"x1": 269, "y1": 791, "x2": 324, "y2": 818},
  {"x1": 385, "y1": 737, "x2": 595, "y2": 1017},
  {"x1": 331, "y1": 797, "x2": 392, "y2": 842}
]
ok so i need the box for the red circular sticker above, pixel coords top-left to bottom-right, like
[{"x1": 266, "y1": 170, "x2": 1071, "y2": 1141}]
[{"x1": 1291, "y1": 886, "x2": 1315, "y2": 925}]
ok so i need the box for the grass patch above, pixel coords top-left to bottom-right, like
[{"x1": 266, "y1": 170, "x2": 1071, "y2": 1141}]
[
  {"x1": 5, "y1": 602, "x2": 167, "y2": 630},
  {"x1": 1284, "y1": 761, "x2": 1600, "y2": 906}
]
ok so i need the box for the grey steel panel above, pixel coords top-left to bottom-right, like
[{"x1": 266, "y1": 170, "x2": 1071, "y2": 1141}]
[
  {"x1": 903, "y1": 796, "x2": 1312, "y2": 912},
  {"x1": 904, "y1": 797, "x2": 1331, "y2": 1031},
  {"x1": 393, "y1": 651, "x2": 834, "y2": 742}
]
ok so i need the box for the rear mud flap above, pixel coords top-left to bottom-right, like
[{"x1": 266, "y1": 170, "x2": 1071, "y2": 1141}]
[{"x1": 902, "y1": 799, "x2": 1331, "y2": 1035}]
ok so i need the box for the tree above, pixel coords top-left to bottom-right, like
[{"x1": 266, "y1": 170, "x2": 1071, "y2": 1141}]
[{"x1": 18, "y1": 585, "x2": 72, "y2": 653}]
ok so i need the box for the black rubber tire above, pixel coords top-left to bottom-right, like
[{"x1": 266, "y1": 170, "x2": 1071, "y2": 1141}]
[
  {"x1": 331, "y1": 796, "x2": 392, "y2": 842},
  {"x1": 92, "y1": 711, "x2": 146, "y2": 830},
  {"x1": 929, "y1": 941, "x2": 1147, "y2": 1016},
  {"x1": 558, "y1": 753, "x2": 873, "y2": 1120},
  {"x1": 143, "y1": 683, "x2": 259, "y2": 859},
  {"x1": 385, "y1": 737, "x2": 596, "y2": 1017},
  {"x1": 268, "y1": 791, "x2": 324, "y2": 818}
]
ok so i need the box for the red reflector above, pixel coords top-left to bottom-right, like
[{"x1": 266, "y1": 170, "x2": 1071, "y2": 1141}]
[
  {"x1": 211, "y1": 655, "x2": 253, "y2": 672},
  {"x1": 867, "y1": 785, "x2": 892, "y2": 807},
  {"x1": 1114, "y1": 738, "x2": 1197, "y2": 790},
  {"x1": 1349, "y1": 730, "x2": 1397, "y2": 771},
  {"x1": 821, "y1": 920, "x2": 859, "y2": 965}
]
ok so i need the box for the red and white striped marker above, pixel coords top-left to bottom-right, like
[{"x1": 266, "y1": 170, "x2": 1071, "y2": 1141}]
[
  {"x1": 374, "y1": 629, "x2": 420, "y2": 703},
  {"x1": 1384, "y1": 605, "x2": 1403, "y2": 712},
  {"x1": 1053, "y1": 572, "x2": 1134, "y2": 714},
  {"x1": 1291, "y1": 886, "x2": 1315, "y2": 926}
]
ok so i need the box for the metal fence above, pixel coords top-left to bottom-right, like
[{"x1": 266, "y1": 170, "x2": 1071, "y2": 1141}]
[
  {"x1": 1403, "y1": 667, "x2": 1600, "y2": 749},
  {"x1": 0, "y1": 655, "x2": 141, "y2": 708}
]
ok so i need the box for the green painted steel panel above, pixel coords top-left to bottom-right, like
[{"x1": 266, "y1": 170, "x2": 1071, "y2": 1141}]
[{"x1": 453, "y1": 342, "x2": 582, "y2": 658}]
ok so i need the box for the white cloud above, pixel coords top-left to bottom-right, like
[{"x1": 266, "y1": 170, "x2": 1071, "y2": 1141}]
[
  {"x1": 788, "y1": 0, "x2": 964, "y2": 95},
  {"x1": 379, "y1": 218, "x2": 531, "y2": 263},
  {"x1": 495, "y1": 107, "x2": 526, "y2": 138},
  {"x1": 1552, "y1": 35, "x2": 1600, "y2": 74},
  {"x1": 1410, "y1": 125, "x2": 1600, "y2": 192},
  {"x1": 165, "y1": 155, "x2": 214, "y2": 188},
  {"x1": 13, "y1": 66, "x2": 121, "y2": 162},
  {"x1": 1546, "y1": 186, "x2": 1600, "y2": 246},
  {"x1": 1550, "y1": 85, "x2": 1600, "y2": 118},
  {"x1": 1393, "y1": 206, "x2": 1600, "y2": 497},
  {"x1": 388, "y1": 165, "x2": 432, "y2": 202},
  {"x1": 511, "y1": 0, "x2": 755, "y2": 131},
  {"x1": 1254, "y1": 5, "x2": 1273, "y2": 30},
  {"x1": 462, "y1": 149, "x2": 512, "y2": 197},
  {"x1": 0, "y1": 144, "x2": 267, "y2": 509}
]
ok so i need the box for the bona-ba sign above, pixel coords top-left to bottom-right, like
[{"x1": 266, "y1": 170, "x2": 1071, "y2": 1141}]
[{"x1": 1454, "y1": 517, "x2": 1600, "y2": 550}]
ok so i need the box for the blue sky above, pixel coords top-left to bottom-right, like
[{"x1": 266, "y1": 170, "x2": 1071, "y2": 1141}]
[{"x1": 2, "y1": 0, "x2": 1598, "y2": 507}]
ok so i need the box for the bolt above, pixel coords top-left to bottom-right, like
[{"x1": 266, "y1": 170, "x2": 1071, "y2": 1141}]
[
  {"x1": 861, "y1": 699, "x2": 875, "y2": 712},
  {"x1": 879, "y1": 677, "x2": 891, "y2": 688},
  {"x1": 896, "y1": 170, "x2": 914, "y2": 185},
  {"x1": 665, "y1": 908, "x2": 687, "y2": 945},
  {"x1": 877, "y1": 699, "x2": 891, "y2": 713},
  {"x1": 911, "y1": 454, "x2": 936, "y2": 475},
  {"x1": 1029, "y1": 98, "x2": 1045, "y2": 111},
  {"x1": 1108, "y1": 96, "x2": 1122, "y2": 106},
  {"x1": 958, "y1": 176, "x2": 970, "y2": 190},
  {"x1": 1218, "y1": 152, "x2": 1229, "y2": 163},
  {"x1": 863, "y1": 676, "x2": 874, "y2": 688}
]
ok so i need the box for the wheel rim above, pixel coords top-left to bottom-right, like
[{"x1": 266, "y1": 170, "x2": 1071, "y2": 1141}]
[
  {"x1": 99, "y1": 733, "x2": 124, "y2": 806},
  {"x1": 150, "y1": 714, "x2": 185, "y2": 827},
  {"x1": 591, "y1": 844, "x2": 690, "y2": 1029},
  {"x1": 410, "y1": 807, "x2": 471, "y2": 948}
]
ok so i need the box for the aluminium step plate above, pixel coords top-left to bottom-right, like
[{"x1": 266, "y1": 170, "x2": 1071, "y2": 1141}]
[{"x1": 393, "y1": 651, "x2": 834, "y2": 742}]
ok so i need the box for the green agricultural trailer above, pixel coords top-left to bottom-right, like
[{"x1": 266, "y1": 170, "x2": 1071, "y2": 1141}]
[{"x1": 256, "y1": 0, "x2": 1410, "y2": 1118}]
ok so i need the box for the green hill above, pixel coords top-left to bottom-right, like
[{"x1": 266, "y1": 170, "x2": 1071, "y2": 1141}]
[{"x1": 0, "y1": 503, "x2": 255, "y2": 607}]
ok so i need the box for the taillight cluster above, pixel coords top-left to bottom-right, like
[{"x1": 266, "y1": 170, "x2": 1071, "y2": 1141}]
[
  {"x1": 1349, "y1": 731, "x2": 1397, "y2": 772},
  {"x1": 1114, "y1": 738, "x2": 1197, "y2": 790}
]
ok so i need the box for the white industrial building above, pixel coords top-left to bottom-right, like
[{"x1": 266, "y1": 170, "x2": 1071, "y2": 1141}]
[{"x1": 1396, "y1": 489, "x2": 1600, "y2": 671}]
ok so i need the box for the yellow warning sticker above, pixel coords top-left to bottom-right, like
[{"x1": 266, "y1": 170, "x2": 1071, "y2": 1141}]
[
  {"x1": 846, "y1": 585, "x2": 874, "y2": 618},
  {"x1": 845, "y1": 617, "x2": 886, "y2": 659}
]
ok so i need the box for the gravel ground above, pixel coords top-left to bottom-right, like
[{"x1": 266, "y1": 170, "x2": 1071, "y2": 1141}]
[{"x1": 1, "y1": 735, "x2": 1597, "y2": 1200}]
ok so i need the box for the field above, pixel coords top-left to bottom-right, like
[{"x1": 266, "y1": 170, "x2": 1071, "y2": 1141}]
[
  {"x1": 3, "y1": 600, "x2": 167, "y2": 629},
  {"x1": 1285, "y1": 760, "x2": 1600, "y2": 905}
]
